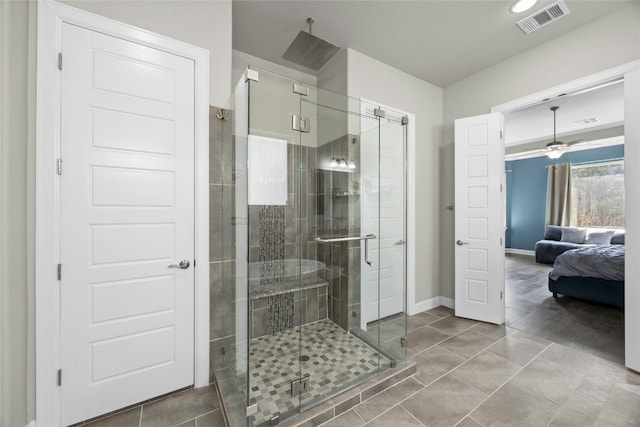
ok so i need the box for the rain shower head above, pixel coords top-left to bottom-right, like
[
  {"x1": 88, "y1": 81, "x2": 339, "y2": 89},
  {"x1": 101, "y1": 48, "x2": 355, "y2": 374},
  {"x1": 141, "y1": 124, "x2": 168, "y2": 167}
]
[{"x1": 282, "y1": 18, "x2": 340, "y2": 71}]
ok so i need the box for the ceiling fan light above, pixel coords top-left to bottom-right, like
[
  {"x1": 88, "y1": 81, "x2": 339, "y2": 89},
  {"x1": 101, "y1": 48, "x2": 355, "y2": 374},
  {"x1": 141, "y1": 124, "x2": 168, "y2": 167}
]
[
  {"x1": 510, "y1": 0, "x2": 538, "y2": 13},
  {"x1": 546, "y1": 149, "x2": 564, "y2": 160}
]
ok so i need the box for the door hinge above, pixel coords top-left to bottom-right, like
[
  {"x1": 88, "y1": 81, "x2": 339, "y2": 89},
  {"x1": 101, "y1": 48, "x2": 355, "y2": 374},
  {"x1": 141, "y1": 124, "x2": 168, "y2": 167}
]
[
  {"x1": 57, "y1": 369, "x2": 62, "y2": 386},
  {"x1": 246, "y1": 68, "x2": 259, "y2": 82},
  {"x1": 193, "y1": 259, "x2": 196, "y2": 267},
  {"x1": 500, "y1": 291, "x2": 503, "y2": 300},
  {"x1": 500, "y1": 130, "x2": 503, "y2": 139},
  {"x1": 500, "y1": 237, "x2": 503, "y2": 246},
  {"x1": 57, "y1": 159, "x2": 62, "y2": 175},
  {"x1": 57, "y1": 264, "x2": 61, "y2": 280},
  {"x1": 401, "y1": 115, "x2": 409, "y2": 125},
  {"x1": 58, "y1": 53, "x2": 62, "y2": 70},
  {"x1": 292, "y1": 115, "x2": 310, "y2": 133},
  {"x1": 290, "y1": 375, "x2": 309, "y2": 397},
  {"x1": 500, "y1": 183, "x2": 503, "y2": 192},
  {"x1": 293, "y1": 83, "x2": 309, "y2": 96},
  {"x1": 374, "y1": 108, "x2": 386, "y2": 118}
]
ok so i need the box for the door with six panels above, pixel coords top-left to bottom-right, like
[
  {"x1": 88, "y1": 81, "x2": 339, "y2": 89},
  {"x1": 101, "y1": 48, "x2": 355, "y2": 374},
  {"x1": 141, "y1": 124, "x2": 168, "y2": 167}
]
[{"x1": 59, "y1": 23, "x2": 196, "y2": 425}]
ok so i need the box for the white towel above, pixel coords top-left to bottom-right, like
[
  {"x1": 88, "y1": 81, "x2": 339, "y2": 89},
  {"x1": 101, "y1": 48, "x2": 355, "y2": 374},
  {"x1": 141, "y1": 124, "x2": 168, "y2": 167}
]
[{"x1": 248, "y1": 135, "x2": 288, "y2": 206}]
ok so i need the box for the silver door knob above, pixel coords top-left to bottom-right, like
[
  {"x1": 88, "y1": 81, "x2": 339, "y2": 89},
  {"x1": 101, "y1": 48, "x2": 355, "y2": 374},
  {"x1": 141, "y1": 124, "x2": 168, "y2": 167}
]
[
  {"x1": 169, "y1": 260, "x2": 190, "y2": 269},
  {"x1": 456, "y1": 240, "x2": 469, "y2": 246}
]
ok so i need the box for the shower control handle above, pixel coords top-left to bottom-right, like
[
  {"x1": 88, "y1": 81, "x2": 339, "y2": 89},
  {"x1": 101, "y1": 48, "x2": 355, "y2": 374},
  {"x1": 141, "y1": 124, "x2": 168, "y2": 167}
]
[{"x1": 168, "y1": 260, "x2": 190, "y2": 269}]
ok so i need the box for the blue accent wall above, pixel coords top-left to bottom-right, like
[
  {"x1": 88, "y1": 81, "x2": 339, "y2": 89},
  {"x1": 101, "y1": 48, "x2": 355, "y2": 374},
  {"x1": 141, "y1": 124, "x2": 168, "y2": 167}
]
[{"x1": 506, "y1": 144, "x2": 624, "y2": 251}]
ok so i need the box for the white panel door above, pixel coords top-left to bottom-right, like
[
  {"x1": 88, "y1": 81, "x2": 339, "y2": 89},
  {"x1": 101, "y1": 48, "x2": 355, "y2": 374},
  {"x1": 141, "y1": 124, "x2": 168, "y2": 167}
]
[
  {"x1": 60, "y1": 23, "x2": 195, "y2": 425},
  {"x1": 454, "y1": 113, "x2": 504, "y2": 324},
  {"x1": 361, "y1": 105, "x2": 406, "y2": 325}
]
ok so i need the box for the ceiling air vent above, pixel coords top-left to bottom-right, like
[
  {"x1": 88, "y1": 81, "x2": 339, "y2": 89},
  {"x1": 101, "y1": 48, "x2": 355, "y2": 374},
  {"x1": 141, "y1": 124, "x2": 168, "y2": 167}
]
[{"x1": 516, "y1": 0, "x2": 571, "y2": 34}]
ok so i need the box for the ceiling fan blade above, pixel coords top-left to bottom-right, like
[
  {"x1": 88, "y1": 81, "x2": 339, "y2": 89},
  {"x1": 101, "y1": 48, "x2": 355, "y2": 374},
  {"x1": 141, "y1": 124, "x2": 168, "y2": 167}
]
[{"x1": 566, "y1": 139, "x2": 586, "y2": 146}]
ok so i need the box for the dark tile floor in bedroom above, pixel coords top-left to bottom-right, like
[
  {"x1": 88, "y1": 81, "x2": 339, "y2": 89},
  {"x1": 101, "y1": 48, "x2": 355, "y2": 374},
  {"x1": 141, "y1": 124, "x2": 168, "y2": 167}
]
[
  {"x1": 75, "y1": 254, "x2": 635, "y2": 427},
  {"x1": 504, "y1": 253, "x2": 625, "y2": 364}
]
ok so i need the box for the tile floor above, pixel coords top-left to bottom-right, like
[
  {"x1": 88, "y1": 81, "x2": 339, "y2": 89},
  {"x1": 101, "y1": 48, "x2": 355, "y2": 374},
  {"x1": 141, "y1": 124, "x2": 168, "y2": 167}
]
[
  {"x1": 504, "y1": 253, "x2": 625, "y2": 364},
  {"x1": 75, "y1": 305, "x2": 639, "y2": 427},
  {"x1": 319, "y1": 307, "x2": 640, "y2": 427},
  {"x1": 72, "y1": 385, "x2": 225, "y2": 427},
  {"x1": 72, "y1": 257, "x2": 631, "y2": 427}
]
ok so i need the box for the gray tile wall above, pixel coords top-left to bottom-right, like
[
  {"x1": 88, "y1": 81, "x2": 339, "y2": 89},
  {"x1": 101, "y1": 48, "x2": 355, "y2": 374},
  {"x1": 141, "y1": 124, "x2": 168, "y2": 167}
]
[
  {"x1": 316, "y1": 134, "x2": 362, "y2": 332},
  {"x1": 209, "y1": 106, "x2": 236, "y2": 383}
]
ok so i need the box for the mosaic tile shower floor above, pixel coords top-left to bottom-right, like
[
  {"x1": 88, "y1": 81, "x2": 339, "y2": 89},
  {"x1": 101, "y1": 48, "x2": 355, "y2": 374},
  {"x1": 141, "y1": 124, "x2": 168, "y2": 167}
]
[{"x1": 245, "y1": 319, "x2": 389, "y2": 426}]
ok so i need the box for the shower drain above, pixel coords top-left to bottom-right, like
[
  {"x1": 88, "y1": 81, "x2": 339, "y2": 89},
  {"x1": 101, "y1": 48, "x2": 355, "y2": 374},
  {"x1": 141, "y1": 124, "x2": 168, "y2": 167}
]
[{"x1": 299, "y1": 355, "x2": 310, "y2": 362}]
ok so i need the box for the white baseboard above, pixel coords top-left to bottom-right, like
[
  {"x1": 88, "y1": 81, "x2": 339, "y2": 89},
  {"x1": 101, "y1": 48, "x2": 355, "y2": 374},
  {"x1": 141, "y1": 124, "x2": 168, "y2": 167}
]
[
  {"x1": 26, "y1": 421, "x2": 36, "y2": 427},
  {"x1": 411, "y1": 296, "x2": 455, "y2": 315},
  {"x1": 440, "y1": 297, "x2": 455, "y2": 309},
  {"x1": 505, "y1": 248, "x2": 535, "y2": 256}
]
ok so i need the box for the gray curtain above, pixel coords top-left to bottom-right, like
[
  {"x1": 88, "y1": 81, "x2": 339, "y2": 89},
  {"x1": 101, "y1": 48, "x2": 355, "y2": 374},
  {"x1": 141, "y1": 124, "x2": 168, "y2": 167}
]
[{"x1": 546, "y1": 163, "x2": 575, "y2": 226}]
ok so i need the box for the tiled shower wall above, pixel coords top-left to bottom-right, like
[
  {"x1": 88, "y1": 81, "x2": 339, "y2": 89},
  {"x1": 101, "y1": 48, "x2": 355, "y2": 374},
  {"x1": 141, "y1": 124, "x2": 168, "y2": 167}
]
[
  {"x1": 246, "y1": 144, "x2": 329, "y2": 338},
  {"x1": 209, "y1": 106, "x2": 236, "y2": 382},
  {"x1": 209, "y1": 104, "x2": 363, "y2": 380},
  {"x1": 316, "y1": 134, "x2": 362, "y2": 333}
]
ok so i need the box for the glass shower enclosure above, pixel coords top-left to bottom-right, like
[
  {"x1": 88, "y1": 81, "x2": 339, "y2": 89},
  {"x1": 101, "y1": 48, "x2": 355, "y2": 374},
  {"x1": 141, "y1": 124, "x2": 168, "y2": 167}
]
[{"x1": 213, "y1": 68, "x2": 408, "y2": 426}]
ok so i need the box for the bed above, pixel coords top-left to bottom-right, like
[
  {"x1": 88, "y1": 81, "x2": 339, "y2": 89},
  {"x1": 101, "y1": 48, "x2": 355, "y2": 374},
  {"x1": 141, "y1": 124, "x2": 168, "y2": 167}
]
[{"x1": 548, "y1": 245, "x2": 625, "y2": 308}]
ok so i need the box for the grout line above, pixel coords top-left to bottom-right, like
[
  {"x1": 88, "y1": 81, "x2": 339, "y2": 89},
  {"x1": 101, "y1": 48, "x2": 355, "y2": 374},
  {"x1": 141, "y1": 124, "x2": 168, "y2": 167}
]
[{"x1": 457, "y1": 341, "x2": 554, "y2": 422}]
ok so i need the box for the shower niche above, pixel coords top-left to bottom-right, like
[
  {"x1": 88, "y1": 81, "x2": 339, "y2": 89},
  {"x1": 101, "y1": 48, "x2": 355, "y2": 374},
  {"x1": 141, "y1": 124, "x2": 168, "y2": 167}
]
[{"x1": 210, "y1": 68, "x2": 408, "y2": 426}]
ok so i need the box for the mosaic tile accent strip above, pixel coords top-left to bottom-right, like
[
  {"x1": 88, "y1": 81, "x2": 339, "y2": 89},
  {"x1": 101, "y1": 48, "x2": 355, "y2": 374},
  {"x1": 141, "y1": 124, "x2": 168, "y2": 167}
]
[
  {"x1": 244, "y1": 319, "x2": 388, "y2": 426},
  {"x1": 267, "y1": 293, "x2": 294, "y2": 336},
  {"x1": 258, "y1": 205, "x2": 285, "y2": 285}
]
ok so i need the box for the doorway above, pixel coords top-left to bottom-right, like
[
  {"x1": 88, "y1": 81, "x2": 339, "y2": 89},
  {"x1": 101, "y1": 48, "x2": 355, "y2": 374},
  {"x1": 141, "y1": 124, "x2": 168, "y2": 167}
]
[
  {"x1": 502, "y1": 80, "x2": 626, "y2": 364},
  {"x1": 455, "y1": 60, "x2": 640, "y2": 372},
  {"x1": 496, "y1": 62, "x2": 640, "y2": 372},
  {"x1": 35, "y1": 2, "x2": 210, "y2": 425}
]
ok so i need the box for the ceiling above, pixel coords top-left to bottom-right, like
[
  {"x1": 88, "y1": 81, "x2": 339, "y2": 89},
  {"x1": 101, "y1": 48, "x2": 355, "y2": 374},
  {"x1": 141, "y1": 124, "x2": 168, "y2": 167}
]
[
  {"x1": 504, "y1": 79, "x2": 624, "y2": 146},
  {"x1": 232, "y1": 0, "x2": 632, "y2": 88}
]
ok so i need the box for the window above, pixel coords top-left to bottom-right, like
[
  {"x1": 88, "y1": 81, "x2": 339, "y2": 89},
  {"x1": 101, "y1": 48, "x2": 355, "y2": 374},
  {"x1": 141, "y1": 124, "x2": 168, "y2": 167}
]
[{"x1": 571, "y1": 160, "x2": 624, "y2": 228}]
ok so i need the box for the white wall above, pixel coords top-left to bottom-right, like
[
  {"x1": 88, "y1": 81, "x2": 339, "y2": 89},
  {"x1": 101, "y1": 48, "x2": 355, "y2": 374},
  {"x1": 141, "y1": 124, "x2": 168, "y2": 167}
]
[
  {"x1": 61, "y1": 0, "x2": 232, "y2": 107},
  {"x1": 0, "y1": 1, "x2": 37, "y2": 426},
  {"x1": 346, "y1": 49, "x2": 444, "y2": 304},
  {"x1": 440, "y1": 3, "x2": 640, "y2": 299}
]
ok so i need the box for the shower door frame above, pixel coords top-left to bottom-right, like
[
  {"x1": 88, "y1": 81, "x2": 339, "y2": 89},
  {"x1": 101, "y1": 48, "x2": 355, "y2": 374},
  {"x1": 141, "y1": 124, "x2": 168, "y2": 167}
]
[{"x1": 359, "y1": 98, "x2": 416, "y2": 328}]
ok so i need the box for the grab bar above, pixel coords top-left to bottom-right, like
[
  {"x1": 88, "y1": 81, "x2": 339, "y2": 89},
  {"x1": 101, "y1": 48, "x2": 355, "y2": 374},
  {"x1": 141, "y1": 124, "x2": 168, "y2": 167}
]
[
  {"x1": 314, "y1": 234, "x2": 376, "y2": 243},
  {"x1": 314, "y1": 234, "x2": 376, "y2": 266}
]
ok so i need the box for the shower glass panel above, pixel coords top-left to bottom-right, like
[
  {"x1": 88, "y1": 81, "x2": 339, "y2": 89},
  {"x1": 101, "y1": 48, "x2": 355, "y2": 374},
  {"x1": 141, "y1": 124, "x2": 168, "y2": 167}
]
[{"x1": 217, "y1": 68, "x2": 407, "y2": 427}]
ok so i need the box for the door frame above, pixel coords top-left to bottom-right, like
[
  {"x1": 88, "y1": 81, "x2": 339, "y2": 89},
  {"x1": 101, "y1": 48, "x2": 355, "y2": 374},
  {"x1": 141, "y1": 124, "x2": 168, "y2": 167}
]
[
  {"x1": 35, "y1": 1, "x2": 210, "y2": 425},
  {"x1": 491, "y1": 60, "x2": 640, "y2": 371}
]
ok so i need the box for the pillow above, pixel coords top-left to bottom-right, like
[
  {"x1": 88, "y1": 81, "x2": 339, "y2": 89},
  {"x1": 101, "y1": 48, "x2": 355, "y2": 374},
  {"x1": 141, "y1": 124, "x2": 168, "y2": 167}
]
[
  {"x1": 560, "y1": 227, "x2": 586, "y2": 244},
  {"x1": 611, "y1": 231, "x2": 625, "y2": 245},
  {"x1": 544, "y1": 225, "x2": 563, "y2": 241},
  {"x1": 584, "y1": 230, "x2": 614, "y2": 245}
]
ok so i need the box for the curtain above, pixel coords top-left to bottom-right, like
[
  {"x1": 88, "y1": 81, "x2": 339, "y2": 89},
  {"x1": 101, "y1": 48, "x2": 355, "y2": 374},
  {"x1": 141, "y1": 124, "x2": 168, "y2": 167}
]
[{"x1": 546, "y1": 163, "x2": 575, "y2": 226}]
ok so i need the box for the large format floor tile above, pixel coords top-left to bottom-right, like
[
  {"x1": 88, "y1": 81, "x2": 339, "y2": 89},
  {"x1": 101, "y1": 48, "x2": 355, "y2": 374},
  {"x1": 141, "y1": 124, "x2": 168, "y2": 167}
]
[
  {"x1": 505, "y1": 253, "x2": 624, "y2": 364},
  {"x1": 469, "y1": 382, "x2": 560, "y2": 427}
]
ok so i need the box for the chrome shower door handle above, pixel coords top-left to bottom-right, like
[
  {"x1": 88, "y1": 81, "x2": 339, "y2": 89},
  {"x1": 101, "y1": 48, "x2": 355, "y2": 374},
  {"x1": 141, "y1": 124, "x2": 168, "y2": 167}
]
[
  {"x1": 456, "y1": 240, "x2": 470, "y2": 246},
  {"x1": 168, "y1": 260, "x2": 190, "y2": 269},
  {"x1": 364, "y1": 233, "x2": 376, "y2": 266}
]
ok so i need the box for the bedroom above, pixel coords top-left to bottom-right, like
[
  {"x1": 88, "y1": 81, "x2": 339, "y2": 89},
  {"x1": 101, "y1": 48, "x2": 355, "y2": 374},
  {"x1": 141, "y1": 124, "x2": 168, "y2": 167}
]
[{"x1": 503, "y1": 79, "x2": 625, "y2": 363}]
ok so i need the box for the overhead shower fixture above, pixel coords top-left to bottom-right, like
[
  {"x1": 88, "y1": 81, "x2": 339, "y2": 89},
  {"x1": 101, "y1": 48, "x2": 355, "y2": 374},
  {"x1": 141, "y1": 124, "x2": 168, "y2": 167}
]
[{"x1": 282, "y1": 17, "x2": 341, "y2": 71}]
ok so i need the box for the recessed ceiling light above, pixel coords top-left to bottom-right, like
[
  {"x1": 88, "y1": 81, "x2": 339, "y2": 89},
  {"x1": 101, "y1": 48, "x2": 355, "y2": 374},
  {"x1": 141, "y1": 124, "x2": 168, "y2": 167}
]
[{"x1": 511, "y1": 0, "x2": 538, "y2": 14}]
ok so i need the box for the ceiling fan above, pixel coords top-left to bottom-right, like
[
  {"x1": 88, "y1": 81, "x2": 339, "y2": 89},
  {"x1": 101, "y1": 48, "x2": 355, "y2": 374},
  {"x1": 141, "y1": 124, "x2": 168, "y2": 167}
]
[{"x1": 545, "y1": 106, "x2": 584, "y2": 159}]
